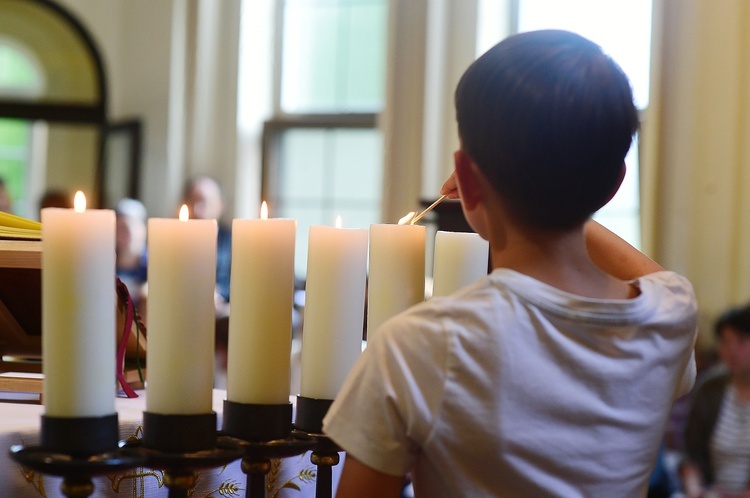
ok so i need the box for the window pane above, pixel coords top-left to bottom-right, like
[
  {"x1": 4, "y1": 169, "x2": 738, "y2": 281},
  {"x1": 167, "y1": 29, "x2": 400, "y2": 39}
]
[
  {"x1": 517, "y1": 0, "x2": 652, "y2": 108},
  {"x1": 0, "y1": 41, "x2": 43, "y2": 96},
  {"x1": 278, "y1": 129, "x2": 327, "y2": 200},
  {"x1": 331, "y1": 129, "x2": 382, "y2": 202},
  {"x1": 281, "y1": 0, "x2": 387, "y2": 113},
  {"x1": 0, "y1": 118, "x2": 29, "y2": 215},
  {"x1": 275, "y1": 127, "x2": 382, "y2": 278}
]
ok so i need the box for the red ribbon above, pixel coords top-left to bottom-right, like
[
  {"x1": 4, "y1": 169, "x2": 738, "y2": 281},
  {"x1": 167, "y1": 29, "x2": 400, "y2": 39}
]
[{"x1": 116, "y1": 280, "x2": 138, "y2": 398}]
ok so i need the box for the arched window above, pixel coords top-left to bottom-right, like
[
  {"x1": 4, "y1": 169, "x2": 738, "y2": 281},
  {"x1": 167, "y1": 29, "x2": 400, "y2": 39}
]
[
  {"x1": 0, "y1": 40, "x2": 45, "y2": 217},
  {"x1": 0, "y1": 0, "x2": 116, "y2": 213}
]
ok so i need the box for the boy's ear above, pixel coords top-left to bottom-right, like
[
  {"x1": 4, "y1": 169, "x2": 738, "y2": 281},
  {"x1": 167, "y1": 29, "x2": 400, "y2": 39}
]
[{"x1": 454, "y1": 149, "x2": 482, "y2": 211}]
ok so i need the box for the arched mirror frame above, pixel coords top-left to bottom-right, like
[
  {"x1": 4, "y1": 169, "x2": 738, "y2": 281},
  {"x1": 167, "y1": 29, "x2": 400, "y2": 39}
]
[{"x1": 0, "y1": 0, "x2": 139, "y2": 209}]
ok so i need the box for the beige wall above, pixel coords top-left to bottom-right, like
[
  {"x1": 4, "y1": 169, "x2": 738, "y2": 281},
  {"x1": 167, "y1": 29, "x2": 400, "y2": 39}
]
[{"x1": 58, "y1": 0, "x2": 181, "y2": 216}]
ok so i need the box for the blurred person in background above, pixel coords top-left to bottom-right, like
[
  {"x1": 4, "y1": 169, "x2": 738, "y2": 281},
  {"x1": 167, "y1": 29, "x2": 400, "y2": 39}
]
[
  {"x1": 681, "y1": 305, "x2": 750, "y2": 497},
  {"x1": 182, "y1": 175, "x2": 232, "y2": 318},
  {"x1": 115, "y1": 198, "x2": 149, "y2": 314}
]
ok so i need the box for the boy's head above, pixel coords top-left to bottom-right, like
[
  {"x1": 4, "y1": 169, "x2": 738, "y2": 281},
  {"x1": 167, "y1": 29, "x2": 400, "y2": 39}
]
[{"x1": 455, "y1": 30, "x2": 639, "y2": 230}]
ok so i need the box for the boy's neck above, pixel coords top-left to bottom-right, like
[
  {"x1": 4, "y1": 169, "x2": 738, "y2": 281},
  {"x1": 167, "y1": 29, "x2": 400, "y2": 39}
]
[{"x1": 489, "y1": 223, "x2": 636, "y2": 299}]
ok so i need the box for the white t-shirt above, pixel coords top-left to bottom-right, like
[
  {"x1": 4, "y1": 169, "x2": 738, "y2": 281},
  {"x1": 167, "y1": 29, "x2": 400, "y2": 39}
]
[{"x1": 323, "y1": 269, "x2": 698, "y2": 498}]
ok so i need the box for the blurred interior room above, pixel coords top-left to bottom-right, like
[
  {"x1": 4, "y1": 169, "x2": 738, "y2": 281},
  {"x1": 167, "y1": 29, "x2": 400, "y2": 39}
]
[
  {"x1": 3, "y1": 0, "x2": 750, "y2": 496},
  {"x1": 1, "y1": 0, "x2": 749, "y2": 392}
]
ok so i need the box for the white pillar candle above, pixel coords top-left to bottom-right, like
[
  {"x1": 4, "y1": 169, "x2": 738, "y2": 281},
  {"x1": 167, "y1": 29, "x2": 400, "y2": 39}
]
[
  {"x1": 432, "y1": 230, "x2": 489, "y2": 297},
  {"x1": 227, "y1": 202, "x2": 296, "y2": 405},
  {"x1": 146, "y1": 206, "x2": 217, "y2": 414},
  {"x1": 367, "y1": 223, "x2": 426, "y2": 340},
  {"x1": 299, "y1": 221, "x2": 367, "y2": 400},
  {"x1": 42, "y1": 191, "x2": 116, "y2": 418}
]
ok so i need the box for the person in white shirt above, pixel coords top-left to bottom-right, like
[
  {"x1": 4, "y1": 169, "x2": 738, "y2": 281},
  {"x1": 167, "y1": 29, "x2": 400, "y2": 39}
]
[{"x1": 323, "y1": 29, "x2": 698, "y2": 498}]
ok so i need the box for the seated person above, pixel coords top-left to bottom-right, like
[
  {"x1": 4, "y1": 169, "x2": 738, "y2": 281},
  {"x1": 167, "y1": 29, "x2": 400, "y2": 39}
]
[
  {"x1": 115, "y1": 198, "x2": 148, "y2": 314},
  {"x1": 39, "y1": 189, "x2": 73, "y2": 211},
  {"x1": 0, "y1": 178, "x2": 12, "y2": 213},
  {"x1": 182, "y1": 175, "x2": 231, "y2": 318},
  {"x1": 681, "y1": 305, "x2": 750, "y2": 497}
]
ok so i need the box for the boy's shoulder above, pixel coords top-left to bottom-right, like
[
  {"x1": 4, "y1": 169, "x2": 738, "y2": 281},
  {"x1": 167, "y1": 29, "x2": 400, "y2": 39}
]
[{"x1": 383, "y1": 268, "x2": 696, "y2": 342}]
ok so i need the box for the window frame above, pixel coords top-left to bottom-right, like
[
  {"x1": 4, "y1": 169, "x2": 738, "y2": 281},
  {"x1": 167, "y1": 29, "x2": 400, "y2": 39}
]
[{"x1": 260, "y1": 0, "x2": 385, "y2": 220}]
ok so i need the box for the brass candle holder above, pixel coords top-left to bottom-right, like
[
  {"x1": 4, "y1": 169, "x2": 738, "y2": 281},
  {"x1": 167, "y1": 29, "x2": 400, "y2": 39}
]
[
  {"x1": 294, "y1": 396, "x2": 341, "y2": 498},
  {"x1": 9, "y1": 414, "x2": 144, "y2": 498},
  {"x1": 222, "y1": 400, "x2": 315, "y2": 498},
  {"x1": 121, "y1": 411, "x2": 243, "y2": 498}
]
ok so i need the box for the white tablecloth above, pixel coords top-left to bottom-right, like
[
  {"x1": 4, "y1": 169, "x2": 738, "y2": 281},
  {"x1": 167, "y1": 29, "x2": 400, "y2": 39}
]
[{"x1": 0, "y1": 390, "x2": 342, "y2": 497}]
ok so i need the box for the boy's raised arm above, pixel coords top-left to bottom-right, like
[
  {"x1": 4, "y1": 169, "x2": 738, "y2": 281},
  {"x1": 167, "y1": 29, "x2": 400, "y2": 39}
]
[
  {"x1": 584, "y1": 220, "x2": 663, "y2": 280},
  {"x1": 440, "y1": 171, "x2": 663, "y2": 280}
]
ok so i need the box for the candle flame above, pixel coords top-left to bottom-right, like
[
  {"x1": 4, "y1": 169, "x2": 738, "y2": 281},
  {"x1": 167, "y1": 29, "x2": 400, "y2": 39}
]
[
  {"x1": 335, "y1": 215, "x2": 343, "y2": 228},
  {"x1": 73, "y1": 191, "x2": 86, "y2": 213},
  {"x1": 179, "y1": 204, "x2": 189, "y2": 222},
  {"x1": 398, "y1": 212, "x2": 416, "y2": 225},
  {"x1": 260, "y1": 201, "x2": 269, "y2": 220}
]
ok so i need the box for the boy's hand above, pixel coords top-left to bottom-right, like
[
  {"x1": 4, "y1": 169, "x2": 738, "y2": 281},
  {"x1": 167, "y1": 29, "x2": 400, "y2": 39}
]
[{"x1": 440, "y1": 171, "x2": 460, "y2": 199}]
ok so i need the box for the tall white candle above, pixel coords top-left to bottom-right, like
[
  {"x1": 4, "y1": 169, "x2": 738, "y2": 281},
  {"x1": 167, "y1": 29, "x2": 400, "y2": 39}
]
[
  {"x1": 227, "y1": 202, "x2": 296, "y2": 405},
  {"x1": 299, "y1": 220, "x2": 367, "y2": 400},
  {"x1": 367, "y1": 223, "x2": 426, "y2": 340},
  {"x1": 432, "y1": 231, "x2": 489, "y2": 297},
  {"x1": 146, "y1": 206, "x2": 217, "y2": 414},
  {"x1": 42, "y1": 191, "x2": 116, "y2": 418}
]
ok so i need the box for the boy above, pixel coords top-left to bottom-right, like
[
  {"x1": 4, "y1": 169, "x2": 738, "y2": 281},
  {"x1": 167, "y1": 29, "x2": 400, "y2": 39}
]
[{"x1": 323, "y1": 30, "x2": 697, "y2": 497}]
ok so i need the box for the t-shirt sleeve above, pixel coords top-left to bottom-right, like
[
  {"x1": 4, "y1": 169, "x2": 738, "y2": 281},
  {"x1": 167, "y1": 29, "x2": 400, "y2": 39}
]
[
  {"x1": 639, "y1": 270, "x2": 699, "y2": 399},
  {"x1": 322, "y1": 311, "x2": 449, "y2": 476}
]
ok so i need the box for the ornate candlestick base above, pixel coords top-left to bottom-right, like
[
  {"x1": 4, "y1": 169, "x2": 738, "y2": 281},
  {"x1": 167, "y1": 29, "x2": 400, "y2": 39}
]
[
  {"x1": 122, "y1": 436, "x2": 243, "y2": 498},
  {"x1": 10, "y1": 443, "x2": 145, "y2": 498},
  {"x1": 291, "y1": 431, "x2": 340, "y2": 498},
  {"x1": 9, "y1": 414, "x2": 144, "y2": 498},
  {"x1": 294, "y1": 396, "x2": 341, "y2": 498},
  {"x1": 235, "y1": 434, "x2": 315, "y2": 498},
  {"x1": 294, "y1": 396, "x2": 332, "y2": 434},
  {"x1": 222, "y1": 400, "x2": 292, "y2": 442},
  {"x1": 124, "y1": 411, "x2": 243, "y2": 498},
  {"x1": 142, "y1": 411, "x2": 218, "y2": 453},
  {"x1": 222, "y1": 400, "x2": 314, "y2": 498}
]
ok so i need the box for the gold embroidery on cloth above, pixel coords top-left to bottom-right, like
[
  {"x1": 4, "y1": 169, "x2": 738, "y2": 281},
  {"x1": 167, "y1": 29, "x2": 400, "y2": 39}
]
[
  {"x1": 267, "y1": 455, "x2": 317, "y2": 498},
  {"x1": 19, "y1": 465, "x2": 47, "y2": 497},
  {"x1": 107, "y1": 425, "x2": 164, "y2": 497}
]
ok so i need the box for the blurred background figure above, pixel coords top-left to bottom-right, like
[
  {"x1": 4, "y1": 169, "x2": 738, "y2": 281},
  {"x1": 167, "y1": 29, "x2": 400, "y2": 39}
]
[
  {"x1": 115, "y1": 198, "x2": 149, "y2": 315},
  {"x1": 0, "y1": 178, "x2": 12, "y2": 213},
  {"x1": 681, "y1": 305, "x2": 750, "y2": 497},
  {"x1": 39, "y1": 189, "x2": 73, "y2": 211},
  {"x1": 182, "y1": 175, "x2": 232, "y2": 387},
  {"x1": 182, "y1": 175, "x2": 231, "y2": 318}
]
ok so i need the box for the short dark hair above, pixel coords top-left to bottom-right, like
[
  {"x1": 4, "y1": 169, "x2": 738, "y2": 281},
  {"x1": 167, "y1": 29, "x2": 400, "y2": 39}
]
[
  {"x1": 715, "y1": 305, "x2": 750, "y2": 339},
  {"x1": 455, "y1": 30, "x2": 639, "y2": 229}
]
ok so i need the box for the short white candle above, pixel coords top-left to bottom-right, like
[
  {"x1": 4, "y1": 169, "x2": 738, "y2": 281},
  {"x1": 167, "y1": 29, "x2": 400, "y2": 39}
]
[
  {"x1": 432, "y1": 230, "x2": 489, "y2": 296},
  {"x1": 42, "y1": 191, "x2": 116, "y2": 417},
  {"x1": 367, "y1": 222, "x2": 426, "y2": 340},
  {"x1": 146, "y1": 205, "x2": 217, "y2": 414},
  {"x1": 226, "y1": 202, "x2": 296, "y2": 405},
  {"x1": 299, "y1": 219, "x2": 367, "y2": 400}
]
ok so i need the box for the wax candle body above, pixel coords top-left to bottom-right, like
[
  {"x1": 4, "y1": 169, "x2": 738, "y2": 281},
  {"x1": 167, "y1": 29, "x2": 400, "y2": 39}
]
[
  {"x1": 299, "y1": 225, "x2": 367, "y2": 400},
  {"x1": 226, "y1": 217, "x2": 296, "y2": 405},
  {"x1": 367, "y1": 223, "x2": 426, "y2": 340},
  {"x1": 146, "y1": 217, "x2": 217, "y2": 414},
  {"x1": 432, "y1": 230, "x2": 490, "y2": 297},
  {"x1": 42, "y1": 207, "x2": 116, "y2": 417}
]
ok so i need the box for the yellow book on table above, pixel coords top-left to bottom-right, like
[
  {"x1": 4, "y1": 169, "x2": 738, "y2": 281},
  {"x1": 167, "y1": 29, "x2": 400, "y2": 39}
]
[
  {"x1": 0, "y1": 216, "x2": 43, "y2": 397},
  {"x1": 0, "y1": 211, "x2": 41, "y2": 241}
]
